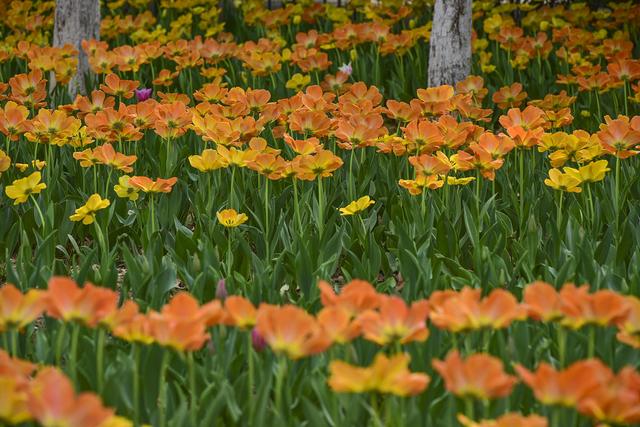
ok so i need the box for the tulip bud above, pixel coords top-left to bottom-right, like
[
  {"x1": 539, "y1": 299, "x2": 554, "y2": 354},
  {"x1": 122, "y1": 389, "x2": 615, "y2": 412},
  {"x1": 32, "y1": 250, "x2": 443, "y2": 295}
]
[
  {"x1": 134, "y1": 88, "x2": 152, "y2": 102},
  {"x1": 216, "y1": 279, "x2": 227, "y2": 301},
  {"x1": 251, "y1": 328, "x2": 266, "y2": 352}
]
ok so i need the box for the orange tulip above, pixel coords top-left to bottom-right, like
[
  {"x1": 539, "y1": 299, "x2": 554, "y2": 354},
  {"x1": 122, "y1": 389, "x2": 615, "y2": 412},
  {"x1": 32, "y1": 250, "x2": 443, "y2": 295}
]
[
  {"x1": 457, "y1": 413, "x2": 548, "y2": 427},
  {"x1": 559, "y1": 284, "x2": 630, "y2": 329},
  {"x1": 45, "y1": 277, "x2": 119, "y2": 327},
  {"x1": 128, "y1": 176, "x2": 177, "y2": 193},
  {"x1": 0, "y1": 284, "x2": 45, "y2": 332},
  {"x1": 27, "y1": 367, "x2": 126, "y2": 427},
  {"x1": 222, "y1": 296, "x2": 258, "y2": 329},
  {"x1": 148, "y1": 292, "x2": 212, "y2": 352},
  {"x1": 0, "y1": 350, "x2": 36, "y2": 424},
  {"x1": 402, "y1": 120, "x2": 444, "y2": 154},
  {"x1": 92, "y1": 143, "x2": 137, "y2": 173},
  {"x1": 429, "y1": 287, "x2": 525, "y2": 332},
  {"x1": 577, "y1": 365, "x2": 640, "y2": 425},
  {"x1": 100, "y1": 73, "x2": 138, "y2": 99},
  {"x1": 492, "y1": 83, "x2": 528, "y2": 109},
  {"x1": 317, "y1": 306, "x2": 361, "y2": 344},
  {"x1": 514, "y1": 360, "x2": 606, "y2": 407},
  {"x1": 255, "y1": 304, "x2": 330, "y2": 359},
  {"x1": 318, "y1": 279, "x2": 380, "y2": 317},
  {"x1": 522, "y1": 281, "x2": 562, "y2": 322},
  {"x1": 597, "y1": 115, "x2": 640, "y2": 159},
  {"x1": 356, "y1": 295, "x2": 429, "y2": 345},
  {"x1": 328, "y1": 352, "x2": 429, "y2": 396},
  {"x1": 109, "y1": 302, "x2": 154, "y2": 345},
  {"x1": 616, "y1": 296, "x2": 640, "y2": 348},
  {"x1": 432, "y1": 351, "x2": 517, "y2": 399}
]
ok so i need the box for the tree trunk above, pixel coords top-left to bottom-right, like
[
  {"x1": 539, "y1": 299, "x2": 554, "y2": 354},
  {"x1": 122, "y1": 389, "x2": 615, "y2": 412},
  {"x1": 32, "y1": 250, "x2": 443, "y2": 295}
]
[
  {"x1": 428, "y1": 0, "x2": 472, "y2": 88},
  {"x1": 53, "y1": 0, "x2": 101, "y2": 98}
]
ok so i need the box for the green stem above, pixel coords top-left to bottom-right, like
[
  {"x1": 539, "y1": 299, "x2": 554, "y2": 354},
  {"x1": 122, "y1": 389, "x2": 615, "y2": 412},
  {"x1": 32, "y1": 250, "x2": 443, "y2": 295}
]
[
  {"x1": 150, "y1": 194, "x2": 156, "y2": 234},
  {"x1": 69, "y1": 323, "x2": 80, "y2": 384},
  {"x1": 274, "y1": 356, "x2": 287, "y2": 419},
  {"x1": 158, "y1": 349, "x2": 172, "y2": 427},
  {"x1": 133, "y1": 344, "x2": 141, "y2": 427},
  {"x1": 264, "y1": 177, "x2": 270, "y2": 260},
  {"x1": 96, "y1": 328, "x2": 105, "y2": 394},
  {"x1": 349, "y1": 145, "x2": 356, "y2": 201},
  {"x1": 30, "y1": 195, "x2": 46, "y2": 231},
  {"x1": 317, "y1": 176, "x2": 325, "y2": 238},
  {"x1": 623, "y1": 79, "x2": 629, "y2": 117},
  {"x1": 370, "y1": 394, "x2": 383, "y2": 427},
  {"x1": 465, "y1": 397, "x2": 475, "y2": 421},
  {"x1": 519, "y1": 148, "x2": 524, "y2": 224},
  {"x1": 615, "y1": 155, "x2": 621, "y2": 231},
  {"x1": 54, "y1": 322, "x2": 67, "y2": 366},
  {"x1": 188, "y1": 352, "x2": 197, "y2": 427},
  {"x1": 588, "y1": 326, "x2": 595, "y2": 358},
  {"x1": 293, "y1": 178, "x2": 302, "y2": 234},
  {"x1": 10, "y1": 329, "x2": 18, "y2": 357},
  {"x1": 248, "y1": 333, "x2": 255, "y2": 425},
  {"x1": 557, "y1": 191, "x2": 564, "y2": 234},
  {"x1": 226, "y1": 229, "x2": 232, "y2": 279},
  {"x1": 557, "y1": 325, "x2": 566, "y2": 368},
  {"x1": 94, "y1": 221, "x2": 108, "y2": 269},
  {"x1": 230, "y1": 167, "x2": 237, "y2": 209}
]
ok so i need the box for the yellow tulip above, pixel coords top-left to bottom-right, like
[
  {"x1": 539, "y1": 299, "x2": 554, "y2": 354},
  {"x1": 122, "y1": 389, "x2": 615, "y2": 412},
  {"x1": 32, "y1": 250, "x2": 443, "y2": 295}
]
[
  {"x1": 5, "y1": 172, "x2": 47, "y2": 205},
  {"x1": 217, "y1": 209, "x2": 248, "y2": 228},
  {"x1": 69, "y1": 194, "x2": 111, "y2": 225},
  {"x1": 339, "y1": 196, "x2": 375, "y2": 216}
]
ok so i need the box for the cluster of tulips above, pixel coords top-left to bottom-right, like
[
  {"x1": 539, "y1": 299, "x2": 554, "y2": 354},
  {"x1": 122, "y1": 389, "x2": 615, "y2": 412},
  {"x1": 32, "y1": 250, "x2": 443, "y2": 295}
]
[
  {"x1": 0, "y1": 0, "x2": 640, "y2": 426},
  {"x1": 2, "y1": 277, "x2": 640, "y2": 426}
]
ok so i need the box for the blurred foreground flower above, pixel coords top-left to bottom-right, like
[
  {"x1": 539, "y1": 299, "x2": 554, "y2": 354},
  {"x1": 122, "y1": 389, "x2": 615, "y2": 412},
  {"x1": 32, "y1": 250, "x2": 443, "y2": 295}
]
[{"x1": 328, "y1": 353, "x2": 429, "y2": 396}]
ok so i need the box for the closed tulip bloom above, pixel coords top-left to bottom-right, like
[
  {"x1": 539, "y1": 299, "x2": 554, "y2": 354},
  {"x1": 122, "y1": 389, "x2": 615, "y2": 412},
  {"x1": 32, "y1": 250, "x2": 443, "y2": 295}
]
[
  {"x1": 432, "y1": 351, "x2": 517, "y2": 400},
  {"x1": 329, "y1": 353, "x2": 430, "y2": 397},
  {"x1": 5, "y1": 172, "x2": 47, "y2": 204}
]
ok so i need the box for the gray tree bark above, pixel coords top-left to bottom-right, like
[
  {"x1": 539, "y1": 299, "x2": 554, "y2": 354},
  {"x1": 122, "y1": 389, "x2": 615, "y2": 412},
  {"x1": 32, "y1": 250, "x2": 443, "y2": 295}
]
[
  {"x1": 428, "y1": 0, "x2": 472, "y2": 88},
  {"x1": 53, "y1": 0, "x2": 101, "y2": 97}
]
